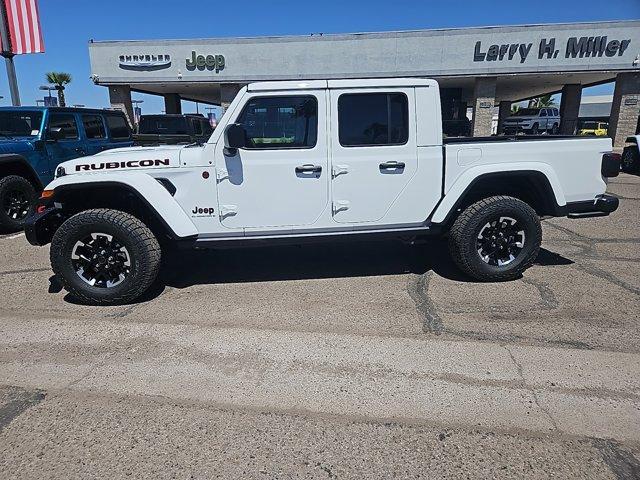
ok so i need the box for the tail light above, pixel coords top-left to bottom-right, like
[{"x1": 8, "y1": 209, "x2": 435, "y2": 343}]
[{"x1": 601, "y1": 152, "x2": 621, "y2": 178}]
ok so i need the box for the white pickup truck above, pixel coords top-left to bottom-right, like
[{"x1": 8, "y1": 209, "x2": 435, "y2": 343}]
[{"x1": 25, "y1": 78, "x2": 621, "y2": 304}]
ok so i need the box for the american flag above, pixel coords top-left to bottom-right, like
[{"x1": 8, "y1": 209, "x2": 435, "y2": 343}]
[{"x1": 0, "y1": 0, "x2": 45, "y2": 54}]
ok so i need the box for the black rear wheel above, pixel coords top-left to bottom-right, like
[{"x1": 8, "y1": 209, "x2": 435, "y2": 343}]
[
  {"x1": 0, "y1": 175, "x2": 36, "y2": 232},
  {"x1": 51, "y1": 209, "x2": 161, "y2": 305},
  {"x1": 621, "y1": 146, "x2": 639, "y2": 174},
  {"x1": 448, "y1": 196, "x2": 542, "y2": 281}
]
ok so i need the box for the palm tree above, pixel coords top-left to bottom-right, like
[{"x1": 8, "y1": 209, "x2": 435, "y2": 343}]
[
  {"x1": 528, "y1": 94, "x2": 557, "y2": 109},
  {"x1": 45, "y1": 72, "x2": 72, "y2": 107}
]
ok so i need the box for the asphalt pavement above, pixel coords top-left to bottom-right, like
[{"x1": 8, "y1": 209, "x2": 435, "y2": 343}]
[{"x1": 0, "y1": 174, "x2": 638, "y2": 479}]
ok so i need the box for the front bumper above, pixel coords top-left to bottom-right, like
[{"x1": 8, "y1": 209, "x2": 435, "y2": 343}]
[
  {"x1": 24, "y1": 208, "x2": 64, "y2": 246},
  {"x1": 566, "y1": 194, "x2": 619, "y2": 219}
]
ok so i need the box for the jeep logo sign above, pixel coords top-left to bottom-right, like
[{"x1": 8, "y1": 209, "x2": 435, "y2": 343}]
[{"x1": 186, "y1": 51, "x2": 225, "y2": 72}]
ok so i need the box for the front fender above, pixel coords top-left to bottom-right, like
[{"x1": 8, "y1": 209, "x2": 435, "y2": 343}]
[
  {"x1": 430, "y1": 163, "x2": 566, "y2": 224},
  {"x1": 46, "y1": 172, "x2": 198, "y2": 239}
]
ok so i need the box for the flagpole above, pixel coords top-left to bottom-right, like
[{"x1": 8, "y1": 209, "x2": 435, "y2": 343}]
[{"x1": 0, "y1": 1, "x2": 20, "y2": 106}]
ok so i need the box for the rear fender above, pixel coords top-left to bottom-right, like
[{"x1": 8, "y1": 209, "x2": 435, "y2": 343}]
[
  {"x1": 431, "y1": 163, "x2": 565, "y2": 224},
  {"x1": 47, "y1": 172, "x2": 198, "y2": 238}
]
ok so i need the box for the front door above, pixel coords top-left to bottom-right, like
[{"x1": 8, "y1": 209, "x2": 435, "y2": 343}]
[
  {"x1": 215, "y1": 91, "x2": 328, "y2": 229},
  {"x1": 45, "y1": 113, "x2": 86, "y2": 172},
  {"x1": 329, "y1": 88, "x2": 418, "y2": 223}
]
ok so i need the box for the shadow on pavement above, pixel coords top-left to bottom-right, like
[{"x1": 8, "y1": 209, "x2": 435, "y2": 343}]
[{"x1": 59, "y1": 239, "x2": 575, "y2": 305}]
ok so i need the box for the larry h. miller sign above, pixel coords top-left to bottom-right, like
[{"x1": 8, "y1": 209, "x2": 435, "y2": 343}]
[{"x1": 473, "y1": 36, "x2": 632, "y2": 64}]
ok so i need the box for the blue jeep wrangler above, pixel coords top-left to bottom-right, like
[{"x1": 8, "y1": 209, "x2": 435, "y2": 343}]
[{"x1": 0, "y1": 107, "x2": 132, "y2": 231}]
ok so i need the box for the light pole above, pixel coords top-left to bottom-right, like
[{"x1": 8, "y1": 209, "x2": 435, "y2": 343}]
[
  {"x1": 132, "y1": 99, "x2": 144, "y2": 125},
  {"x1": 39, "y1": 85, "x2": 56, "y2": 106}
]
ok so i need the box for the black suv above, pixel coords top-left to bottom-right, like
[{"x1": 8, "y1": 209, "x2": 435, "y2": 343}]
[{"x1": 134, "y1": 114, "x2": 214, "y2": 146}]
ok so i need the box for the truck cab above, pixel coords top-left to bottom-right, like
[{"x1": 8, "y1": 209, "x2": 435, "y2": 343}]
[{"x1": 0, "y1": 107, "x2": 132, "y2": 231}]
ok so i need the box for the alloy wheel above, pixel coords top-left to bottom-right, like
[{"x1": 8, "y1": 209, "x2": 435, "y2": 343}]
[
  {"x1": 3, "y1": 189, "x2": 31, "y2": 220},
  {"x1": 71, "y1": 232, "x2": 131, "y2": 288},
  {"x1": 476, "y1": 216, "x2": 526, "y2": 267}
]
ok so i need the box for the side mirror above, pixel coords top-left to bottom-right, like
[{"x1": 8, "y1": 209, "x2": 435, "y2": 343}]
[
  {"x1": 223, "y1": 123, "x2": 245, "y2": 155},
  {"x1": 47, "y1": 127, "x2": 64, "y2": 142}
]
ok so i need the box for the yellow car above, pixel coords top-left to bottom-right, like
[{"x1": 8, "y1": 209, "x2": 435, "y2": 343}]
[{"x1": 578, "y1": 122, "x2": 609, "y2": 136}]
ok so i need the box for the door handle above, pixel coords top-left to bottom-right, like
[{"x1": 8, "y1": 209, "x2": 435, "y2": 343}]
[
  {"x1": 379, "y1": 161, "x2": 405, "y2": 170},
  {"x1": 295, "y1": 164, "x2": 322, "y2": 174}
]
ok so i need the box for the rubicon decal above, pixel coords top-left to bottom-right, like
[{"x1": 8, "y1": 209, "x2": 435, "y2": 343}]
[{"x1": 75, "y1": 159, "x2": 171, "y2": 171}]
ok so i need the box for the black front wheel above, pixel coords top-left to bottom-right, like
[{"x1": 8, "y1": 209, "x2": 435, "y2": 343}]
[
  {"x1": 50, "y1": 209, "x2": 161, "y2": 305},
  {"x1": 0, "y1": 175, "x2": 36, "y2": 232},
  {"x1": 448, "y1": 196, "x2": 542, "y2": 281}
]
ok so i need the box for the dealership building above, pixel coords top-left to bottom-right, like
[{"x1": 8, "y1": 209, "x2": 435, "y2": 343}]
[{"x1": 88, "y1": 20, "x2": 640, "y2": 147}]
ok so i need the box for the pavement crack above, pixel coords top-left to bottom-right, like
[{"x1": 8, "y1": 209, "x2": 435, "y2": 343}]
[
  {"x1": 503, "y1": 345, "x2": 559, "y2": 432},
  {"x1": 0, "y1": 386, "x2": 46, "y2": 433},
  {"x1": 573, "y1": 262, "x2": 640, "y2": 297},
  {"x1": 593, "y1": 438, "x2": 640, "y2": 480},
  {"x1": 520, "y1": 276, "x2": 559, "y2": 310},
  {"x1": 407, "y1": 272, "x2": 443, "y2": 335},
  {"x1": 0, "y1": 267, "x2": 51, "y2": 277}
]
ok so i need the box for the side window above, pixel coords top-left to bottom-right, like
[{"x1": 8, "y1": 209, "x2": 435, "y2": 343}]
[
  {"x1": 105, "y1": 114, "x2": 132, "y2": 140},
  {"x1": 540, "y1": 109, "x2": 547, "y2": 117},
  {"x1": 553, "y1": 108, "x2": 559, "y2": 116},
  {"x1": 82, "y1": 114, "x2": 106, "y2": 139},
  {"x1": 236, "y1": 95, "x2": 318, "y2": 149},
  {"x1": 338, "y1": 93, "x2": 408, "y2": 146},
  {"x1": 48, "y1": 113, "x2": 79, "y2": 140}
]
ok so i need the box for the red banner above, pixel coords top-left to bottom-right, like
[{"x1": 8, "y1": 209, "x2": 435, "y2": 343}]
[{"x1": 1, "y1": 0, "x2": 45, "y2": 54}]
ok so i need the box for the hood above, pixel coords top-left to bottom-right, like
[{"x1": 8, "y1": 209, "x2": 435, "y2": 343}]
[
  {"x1": 0, "y1": 138, "x2": 37, "y2": 154},
  {"x1": 58, "y1": 144, "x2": 185, "y2": 177}
]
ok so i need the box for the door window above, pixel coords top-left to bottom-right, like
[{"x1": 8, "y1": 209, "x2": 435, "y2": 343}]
[
  {"x1": 48, "y1": 114, "x2": 78, "y2": 140},
  {"x1": 105, "y1": 114, "x2": 132, "y2": 140},
  {"x1": 236, "y1": 96, "x2": 318, "y2": 149},
  {"x1": 338, "y1": 93, "x2": 408, "y2": 147},
  {"x1": 82, "y1": 115, "x2": 106, "y2": 139}
]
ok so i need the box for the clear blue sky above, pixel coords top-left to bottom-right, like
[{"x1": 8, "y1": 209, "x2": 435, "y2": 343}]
[{"x1": 2, "y1": 0, "x2": 639, "y2": 114}]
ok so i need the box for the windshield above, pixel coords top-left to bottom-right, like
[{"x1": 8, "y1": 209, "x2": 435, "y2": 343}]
[
  {"x1": 138, "y1": 116, "x2": 189, "y2": 135},
  {"x1": 582, "y1": 122, "x2": 598, "y2": 129},
  {"x1": 0, "y1": 111, "x2": 43, "y2": 137},
  {"x1": 512, "y1": 108, "x2": 540, "y2": 117}
]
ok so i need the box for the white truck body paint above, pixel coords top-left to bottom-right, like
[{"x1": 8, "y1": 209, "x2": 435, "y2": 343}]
[{"x1": 44, "y1": 78, "x2": 613, "y2": 241}]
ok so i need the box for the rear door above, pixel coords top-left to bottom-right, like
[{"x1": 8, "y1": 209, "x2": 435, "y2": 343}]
[
  {"x1": 215, "y1": 91, "x2": 329, "y2": 229},
  {"x1": 81, "y1": 114, "x2": 108, "y2": 155},
  {"x1": 329, "y1": 88, "x2": 417, "y2": 223}
]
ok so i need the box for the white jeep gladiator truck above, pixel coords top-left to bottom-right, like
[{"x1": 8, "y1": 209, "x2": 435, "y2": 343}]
[{"x1": 25, "y1": 78, "x2": 621, "y2": 304}]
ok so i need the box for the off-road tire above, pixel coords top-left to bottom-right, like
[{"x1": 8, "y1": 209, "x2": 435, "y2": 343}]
[
  {"x1": 51, "y1": 209, "x2": 161, "y2": 305},
  {"x1": 530, "y1": 123, "x2": 540, "y2": 135},
  {"x1": 0, "y1": 175, "x2": 36, "y2": 232},
  {"x1": 621, "y1": 146, "x2": 639, "y2": 174},
  {"x1": 448, "y1": 196, "x2": 542, "y2": 282}
]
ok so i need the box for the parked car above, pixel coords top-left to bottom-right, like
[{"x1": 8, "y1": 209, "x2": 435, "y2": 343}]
[
  {"x1": 0, "y1": 107, "x2": 132, "y2": 231},
  {"x1": 26, "y1": 78, "x2": 620, "y2": 304},
  {"x1": 503, "y1": 107, "x2": 561, "y2": 135},
  {"x1": 134, "y1": 114, "x2": 214, "y2": 146},
  {"x1": 621, "y1": 135, "x2": 640, "y2": 173},
  {"x1": 578, "y1": 121, "x2": 609, "y2": 136}
]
